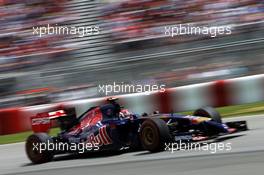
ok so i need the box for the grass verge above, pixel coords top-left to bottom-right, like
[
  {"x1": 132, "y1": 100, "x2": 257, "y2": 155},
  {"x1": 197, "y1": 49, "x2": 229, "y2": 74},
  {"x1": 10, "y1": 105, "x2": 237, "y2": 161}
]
[
  {"x1": 0, "y1": 128, "x2": 60, "y2": 145},
  {"x1": 181, "y1": 101, "x2": 264, "y2": 117}
]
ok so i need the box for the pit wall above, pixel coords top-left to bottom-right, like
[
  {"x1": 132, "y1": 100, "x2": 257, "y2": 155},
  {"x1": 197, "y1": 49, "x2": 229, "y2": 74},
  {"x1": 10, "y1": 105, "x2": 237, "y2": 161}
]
[{"x1": 1, "y1": 74, "x2": 264, "y2": 135}]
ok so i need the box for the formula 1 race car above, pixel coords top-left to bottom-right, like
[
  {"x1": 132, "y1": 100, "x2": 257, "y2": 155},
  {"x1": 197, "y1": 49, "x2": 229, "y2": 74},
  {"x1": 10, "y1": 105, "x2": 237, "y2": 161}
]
[{"x1": 26, "y1": 98, "x2": 248, "y2": 163}]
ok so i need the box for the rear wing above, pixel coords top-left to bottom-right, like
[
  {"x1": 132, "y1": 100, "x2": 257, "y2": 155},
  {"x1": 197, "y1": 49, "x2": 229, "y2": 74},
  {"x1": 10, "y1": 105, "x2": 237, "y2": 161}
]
[{"x1": 31, "y1": 110, "x2": 67, "y2": 133}]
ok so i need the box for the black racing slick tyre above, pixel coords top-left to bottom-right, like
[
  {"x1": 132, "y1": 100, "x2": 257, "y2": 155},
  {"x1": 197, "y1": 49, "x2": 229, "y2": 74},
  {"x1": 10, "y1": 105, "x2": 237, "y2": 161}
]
[
  {"x1": 25, "y1": 133, "x2": 54, "y2": 164},
  {"x1": 193, "y1": 106, "x2": 222, "y2": 123},
  {"x1": 140, "y1": 118, "x2": 171, "y2": 152}
]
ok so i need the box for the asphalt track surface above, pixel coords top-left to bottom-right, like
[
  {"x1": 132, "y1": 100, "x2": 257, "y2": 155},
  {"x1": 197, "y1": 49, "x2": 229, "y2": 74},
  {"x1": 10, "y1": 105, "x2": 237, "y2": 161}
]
[{"x1": 0, "y1": 115, "x2": 263, "y2": 175}]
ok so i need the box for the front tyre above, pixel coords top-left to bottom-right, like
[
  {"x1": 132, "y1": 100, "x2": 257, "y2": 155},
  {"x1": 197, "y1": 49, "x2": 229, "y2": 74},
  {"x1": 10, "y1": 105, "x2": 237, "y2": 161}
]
[
  {"x1": 140, "y1": 118, "x2": 171, "y2": 152},
  {"x1": 25, "y1": 133, "x2": 54, "y2": 164},
  {"x1": 193, "y1": 106, "x2": 222, "y2": 123}
]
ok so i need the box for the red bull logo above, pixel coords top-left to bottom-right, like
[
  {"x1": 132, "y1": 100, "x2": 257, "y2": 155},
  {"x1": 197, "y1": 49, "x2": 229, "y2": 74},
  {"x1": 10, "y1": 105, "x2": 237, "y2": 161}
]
[{"x1": 87, "y1": 125, "x2": 112, "y2": 147}]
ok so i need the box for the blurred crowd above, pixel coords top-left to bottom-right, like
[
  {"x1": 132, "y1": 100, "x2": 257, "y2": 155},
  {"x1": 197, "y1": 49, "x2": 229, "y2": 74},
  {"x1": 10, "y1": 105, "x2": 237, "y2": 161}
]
[
  {"x1": 0, "y1": 0, "x2": 263, "y2": 108},
  {"x1": 102, "y1": 0, "x2": 263, "y2": 45},
  {"x1": 0, "y1": 0, "x2": 73, "y2": 71}
]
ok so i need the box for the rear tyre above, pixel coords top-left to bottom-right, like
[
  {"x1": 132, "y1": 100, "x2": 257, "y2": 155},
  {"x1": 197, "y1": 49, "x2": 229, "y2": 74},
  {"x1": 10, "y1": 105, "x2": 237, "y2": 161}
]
[
  {"x1": 140, "y1": 118, "x2": 171, "y2": 152},
  {"x1": 25, "y1": 133, "x2": 54, "y2": 164},
  {"x1": 193, "y1": 106, "x2": 222, "y2": 123}
]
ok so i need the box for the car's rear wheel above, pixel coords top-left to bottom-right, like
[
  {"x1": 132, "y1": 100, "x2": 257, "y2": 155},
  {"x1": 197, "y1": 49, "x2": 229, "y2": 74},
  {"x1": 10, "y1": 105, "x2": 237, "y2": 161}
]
[
  {"x1": 140, "y1": 118, "x2": 171, "y2": 152},
  {"x1": 193, "y1": 106, "x2": 222, "y2": 123},
  {"x1": 25, "y1": 133, "x2": 54, "y2": 164}
]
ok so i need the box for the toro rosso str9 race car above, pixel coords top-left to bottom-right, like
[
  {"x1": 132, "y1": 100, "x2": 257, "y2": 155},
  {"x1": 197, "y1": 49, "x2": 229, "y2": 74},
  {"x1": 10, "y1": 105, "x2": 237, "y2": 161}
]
[{"x1": 26, "y1": 98, "x2": 248, "y2": 163}]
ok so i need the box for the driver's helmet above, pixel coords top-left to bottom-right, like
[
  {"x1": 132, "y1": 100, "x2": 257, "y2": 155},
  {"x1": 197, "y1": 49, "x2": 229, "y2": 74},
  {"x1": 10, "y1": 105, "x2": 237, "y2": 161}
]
[
  {"x1": 119, "y1": 109, "x2": 132, "y2": 119},
  {"x1": 107, "y1": 97, "x2": 121, "y2": 116}
]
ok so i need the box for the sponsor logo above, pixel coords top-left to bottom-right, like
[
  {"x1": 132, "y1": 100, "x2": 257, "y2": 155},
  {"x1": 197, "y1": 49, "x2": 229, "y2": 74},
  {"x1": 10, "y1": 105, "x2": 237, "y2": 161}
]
[
  {"x1": 175, "y1": 135, "x2": 192, "y2": 141},
  {"x1": 87, "y1": 125, "x2": 112, "y2": 147},
  {"x1": 31, "y1": 118, "x2": 50, "y2": 125}
]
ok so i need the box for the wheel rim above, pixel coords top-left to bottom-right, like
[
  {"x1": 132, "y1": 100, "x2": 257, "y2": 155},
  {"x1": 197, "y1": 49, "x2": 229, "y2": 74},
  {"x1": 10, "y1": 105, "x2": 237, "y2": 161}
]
[{"x1": 142, "y1": 126, "x2": 155, "y2": 145}]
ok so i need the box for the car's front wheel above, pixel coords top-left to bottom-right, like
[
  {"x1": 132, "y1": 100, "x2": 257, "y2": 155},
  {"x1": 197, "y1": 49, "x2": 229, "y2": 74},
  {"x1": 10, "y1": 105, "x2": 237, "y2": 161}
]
[
  {"x1": 140, "y1": 118, "x2": 171, "y2": 152},
  {"x1": 193, "y1": 106, "x2": 222, "y2": 123}
]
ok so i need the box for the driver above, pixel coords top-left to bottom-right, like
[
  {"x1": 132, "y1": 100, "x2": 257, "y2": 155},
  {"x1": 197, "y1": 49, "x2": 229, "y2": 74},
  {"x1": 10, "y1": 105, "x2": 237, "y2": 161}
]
[{"x1": 107, "y1": 97, "x2": 121, "y2": 117}]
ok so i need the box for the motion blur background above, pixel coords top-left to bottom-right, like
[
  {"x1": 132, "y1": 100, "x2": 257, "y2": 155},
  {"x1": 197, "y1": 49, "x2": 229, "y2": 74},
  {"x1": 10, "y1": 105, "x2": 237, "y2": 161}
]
[{"x1": 0, "y1": 0, "x2": 263, "y2": 108}]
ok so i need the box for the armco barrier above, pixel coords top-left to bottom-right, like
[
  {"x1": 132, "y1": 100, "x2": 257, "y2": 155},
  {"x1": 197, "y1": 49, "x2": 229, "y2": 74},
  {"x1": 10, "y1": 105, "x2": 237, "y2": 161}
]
[{"x1": 1, "y1": 74, "x2": 264, "y2": 135}]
